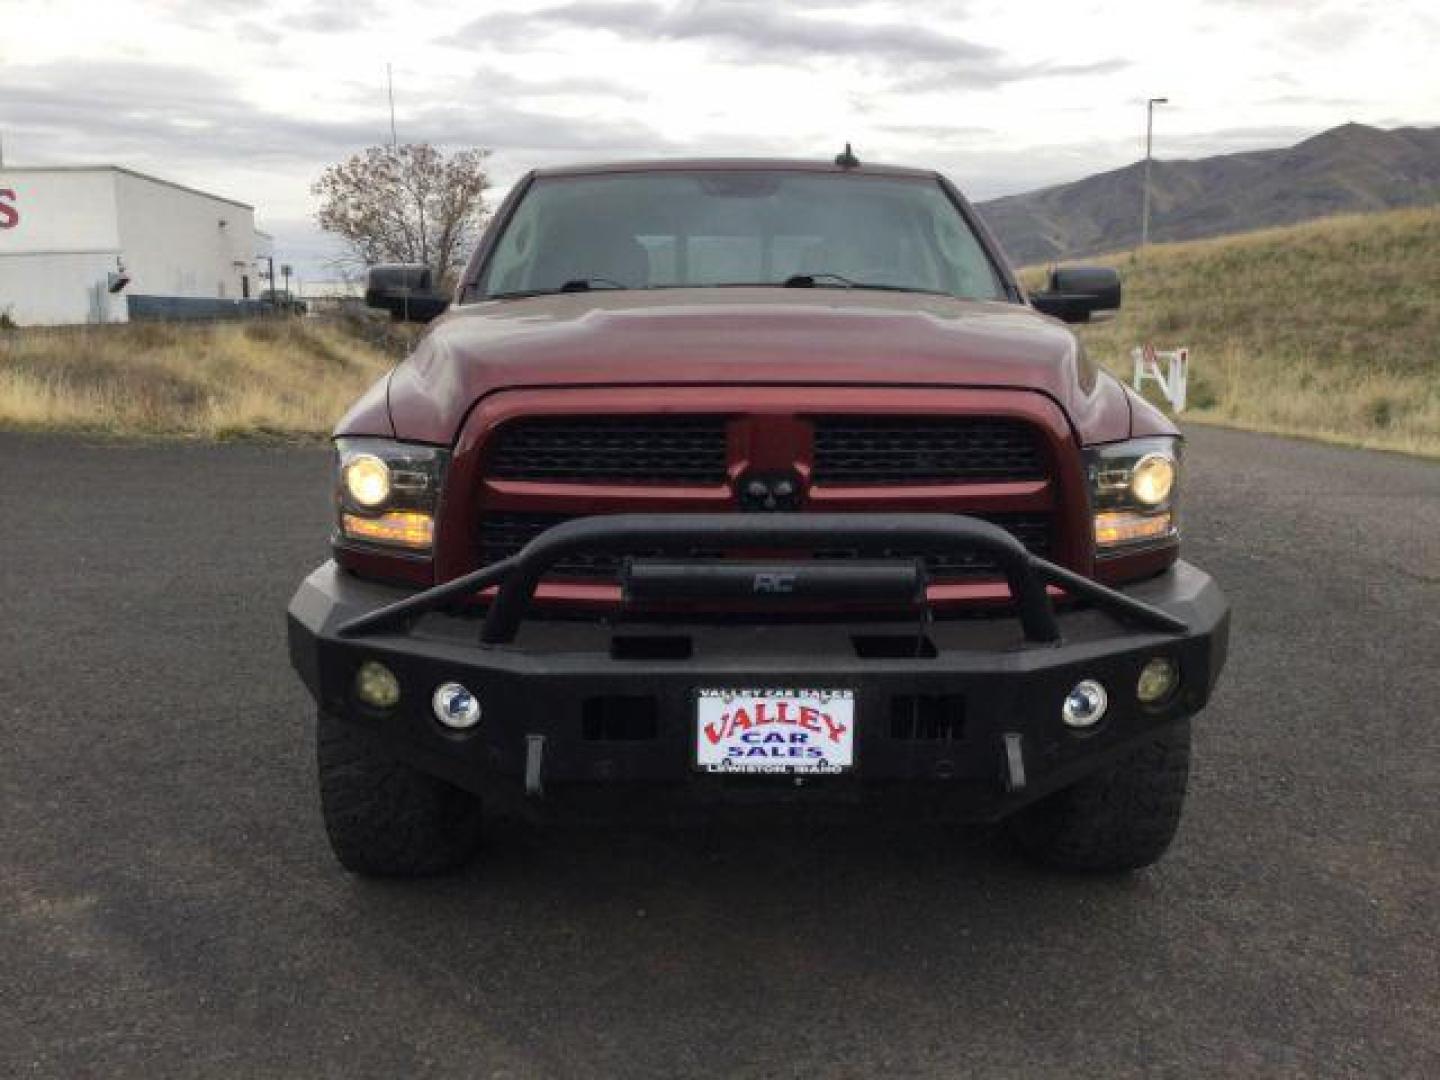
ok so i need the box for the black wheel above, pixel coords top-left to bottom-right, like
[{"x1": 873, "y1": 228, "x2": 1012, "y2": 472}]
[
  {"x1": 1009, "y1": 720, "x2": 1192, "y2": 873},
  {"x1": 316, "y1": 713, "x2": 485, "y2": 877}
]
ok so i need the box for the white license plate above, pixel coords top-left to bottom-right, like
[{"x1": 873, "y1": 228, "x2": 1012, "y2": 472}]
[{"x1": 695, "y1": 688, "x2": 855, "y2": 775}]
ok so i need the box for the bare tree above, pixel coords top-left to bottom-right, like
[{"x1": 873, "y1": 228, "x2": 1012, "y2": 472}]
[{"x1": 313, "y1": 144, "x2": 491, "y2": 285}]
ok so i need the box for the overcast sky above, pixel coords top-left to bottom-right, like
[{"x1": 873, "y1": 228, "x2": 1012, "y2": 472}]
[{"x1": 3, "y1": 0, "x2": 1437, "y2": 277}]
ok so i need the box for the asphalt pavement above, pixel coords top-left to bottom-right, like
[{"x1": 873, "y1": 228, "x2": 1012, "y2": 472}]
[{"x1": 1, "y1": 425, "x2": 1437, "y2": 1078}]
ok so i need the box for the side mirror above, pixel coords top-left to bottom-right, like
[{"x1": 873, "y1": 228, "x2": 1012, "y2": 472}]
[
  {"x1": 1031, "y1": 265, "x2": 1121, "y2": 324},
  {"x1": 364, "y1": 264, "x2": 449, "y2": 323}
]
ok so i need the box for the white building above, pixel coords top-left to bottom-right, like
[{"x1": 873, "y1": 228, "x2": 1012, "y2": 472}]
[{"x1": 0, "y1": 165, "x2": 265, "y2": 325}]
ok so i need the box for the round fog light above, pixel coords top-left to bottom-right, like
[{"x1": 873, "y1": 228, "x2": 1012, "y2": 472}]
[
  {"x1": 355, "y1": 660, "x2": 400, "y2": 709},
  {"x1": 432, "y1": 682, "x2": 481, "y2": 730},
  {"x1": 1137, "y1": 657, "x2": 1179, "y2": 704},
  {"x1": 1062, "y1": 679, "x2": 1108, "y2": 729}
]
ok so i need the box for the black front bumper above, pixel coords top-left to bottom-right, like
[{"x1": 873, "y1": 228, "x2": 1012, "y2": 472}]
[{"x1": 287, "y1": 515, "x2": 1229, "y2": 822}]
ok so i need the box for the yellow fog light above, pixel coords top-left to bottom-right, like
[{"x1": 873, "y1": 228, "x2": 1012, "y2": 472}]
[
  {"x1": 1095, "y1": 510, "x2": 1173, "y2": 549},
  {"x1": 344, "y1": 454, "x2": 392, "y2": 508},
  {"x1": 342, "y1": 511, "x2": 434, "y2": 550},
  {"x1": 1137, "y1": 657, "x2": 1179, "y2": 704},
  {"x1": 355, "y1": 660, "x2": 400, "y2": 709},
  {"x1": 1131, "y1": 453, "x2": 1176, "y2": 508}
]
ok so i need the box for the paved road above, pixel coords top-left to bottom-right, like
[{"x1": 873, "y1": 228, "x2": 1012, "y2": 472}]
[{"x1": 1, "y1": 426, "x2": 1437, "y2": 1078}]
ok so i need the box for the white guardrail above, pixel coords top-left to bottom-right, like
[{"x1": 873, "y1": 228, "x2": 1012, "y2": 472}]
[{"x1": 1132, "y1": 344, "x2": 1189, "y2": 412}]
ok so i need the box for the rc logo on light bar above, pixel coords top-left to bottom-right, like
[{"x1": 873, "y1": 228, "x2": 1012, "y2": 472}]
[{"x1": 752, "y1": 572, "x2": 797, "y2": 594}]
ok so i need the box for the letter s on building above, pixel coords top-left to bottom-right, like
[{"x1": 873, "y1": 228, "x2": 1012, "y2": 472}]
[{"x1": 0, "y1": 189, "x2": 18, "y2": 230}]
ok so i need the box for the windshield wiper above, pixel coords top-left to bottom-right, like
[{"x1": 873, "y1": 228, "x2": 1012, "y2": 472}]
[
  {"x1": 560, "y1": 277, "x2": 628, "y2": 292},
  {"x1": 784, "y1": 273, "x2": 949, "y2": 297},
  {"x1": 784, "y1": 272, "x2": 855, "y2": 288},
  {"x1": 849, "y1": 283, "x2": 951, "y2": 297},
  {"x1": 489, "y1": 277, "x2": 631, "y2": 300}
]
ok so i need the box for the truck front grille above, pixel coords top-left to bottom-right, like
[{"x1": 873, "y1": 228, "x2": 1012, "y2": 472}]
[
  {"x1": 812, "y1": 417, "x2": 1045, "y2": 485},
  {"x1": 477, "y1": 511, "x2": 1053, "y2": 582},
  {"x1": 487, "y1": 416, "x2": 729, "y2": 485}
]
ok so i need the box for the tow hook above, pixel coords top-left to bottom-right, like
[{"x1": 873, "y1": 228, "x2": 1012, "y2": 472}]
[{"x1": 525, "y1": 734, "x2": 546, "y2": 797}]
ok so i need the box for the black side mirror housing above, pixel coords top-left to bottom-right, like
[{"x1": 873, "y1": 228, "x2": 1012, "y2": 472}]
[
  {"x1": 364, "y1": 264, "x2": 450, "y2": 323},
  {"x1": 1031, "y1": 265, "x2": 1121, "y2": 324}
]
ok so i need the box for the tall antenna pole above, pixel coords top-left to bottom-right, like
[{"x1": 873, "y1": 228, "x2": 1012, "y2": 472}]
[
  {"x1": 1141, "y1": 96, "x2": 1168, "y2": 248},
  {"x1": 387, "y1": 63, "x2": 398, "y2": 151}
]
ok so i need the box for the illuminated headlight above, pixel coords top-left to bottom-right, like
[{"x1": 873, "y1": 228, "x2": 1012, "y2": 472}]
[
  {"x1": 1086, "y1": 437, "x2": 1180, "y2": 553},
  {"x1": 1131, "y1": 453, "x2": 1176, "y2": 508},
  {"x1": 335, "y1": 438, "x2": 447, "y2": 553},
  {"x1": 343, "y1": 454, "x2": 391, "y2": 508}
]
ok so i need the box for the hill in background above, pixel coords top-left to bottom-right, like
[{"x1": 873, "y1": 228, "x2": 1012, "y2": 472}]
[
  {"x1": 1035, "y1": 205, "x2": 1440, "y2": 457},
  {"x1": 978, "y1": 123, "x2": 1440, "y2": 265}
]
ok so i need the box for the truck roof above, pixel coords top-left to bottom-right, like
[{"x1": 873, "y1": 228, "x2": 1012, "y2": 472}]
[{"x1": 530, "y1": 158, "x2": 942, "y2": 180}]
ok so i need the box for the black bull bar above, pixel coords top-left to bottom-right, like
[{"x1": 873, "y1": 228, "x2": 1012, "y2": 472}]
[{"x1": 336, "y1": 513, "x2": 1190, "y2": 644}]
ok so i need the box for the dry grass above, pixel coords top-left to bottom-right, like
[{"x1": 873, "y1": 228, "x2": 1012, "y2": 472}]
[
  {"x1": 0, "y1": 318, "x2": 403, "y2": 439},
  {"x1": 1027, "y1": 206, "x2": 1440, "y2": 457},
  {"x1": 5, "y1": 208, "x2": 1438, "y2": 451}
]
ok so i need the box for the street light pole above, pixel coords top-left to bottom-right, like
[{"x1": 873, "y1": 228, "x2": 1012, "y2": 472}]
[{"x1": 1142, "y1": 96, "x2": 1168, "y2": 248}]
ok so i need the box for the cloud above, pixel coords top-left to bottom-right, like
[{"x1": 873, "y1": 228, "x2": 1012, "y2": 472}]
[
  {"x1": 460, "y1": 64, "x2": 648, "y2": 103},
  {"x1": 452, "y1": 2, "x2": 1126, "y2": 89},
  {"x1": 1259, "y1": 93, "x2": 1366, "y2": 108},
  {"x1": 890, "y1": 56, "x2": 1131, "y2": 93},
  {"x1": 233, "y1": 20, "x2": 283, "y2": 46},
  {"x1": 412, "y1": 103, "x2": 674, "y2": 154},
  {"x1": 2, "y1": 60, "x2": 384, "y2": 166},
  {"x1": 287, "y1": 0, "x2": 383, "y2": 34},
  {"x1": 874, "y1": 122, "x2": 996, "y2": 141},
  {"x1": 456, "y1": 1, "x2": 999, "y2": 65},
  {"x1": 1, "y1": 58, "x2": 671, "y2": 168}
]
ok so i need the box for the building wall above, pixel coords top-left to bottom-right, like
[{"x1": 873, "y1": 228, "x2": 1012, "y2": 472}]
[
  {"x1": 113, "y1": 170, "x2": 258, "y2": 301},
  {"x1": 0, "y1": 166, "x2": 261, "y2": 325},
  {"x1": 0, "y1": 169, "x2": 126, "y2": 324}
]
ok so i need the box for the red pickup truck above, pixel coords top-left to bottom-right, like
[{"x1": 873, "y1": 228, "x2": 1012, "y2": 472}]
[{"x1": 287, "y1": 157, "x2": 1229, "y2": 877}]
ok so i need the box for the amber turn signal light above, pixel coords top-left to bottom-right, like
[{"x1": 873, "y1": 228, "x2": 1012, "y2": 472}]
[
  {"x1": 1094, "y1": 510, "x2": 1173, "y2": 549},
  {"x1": 342, "y1": 511, "x2": 434, "y2": 550}
]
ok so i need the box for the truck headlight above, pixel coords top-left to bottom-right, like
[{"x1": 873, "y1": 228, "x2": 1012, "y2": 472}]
[
  {"x1": 343, "y1": 454, "x2": 391, "y2": 508},
  {"x1": 335, "y1": 438, "x2": 448, "y2": 552},
  {"x1": 1085, "y1": 437, "x2": 1180, "y2": 553},
  {"x1": 1130, "y1": 453, "x2": 1176, "y2": 508}
]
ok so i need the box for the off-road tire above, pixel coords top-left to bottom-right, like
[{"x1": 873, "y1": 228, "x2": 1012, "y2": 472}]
[
  {"x1": 1009, "y1": 720, "x2": 1191, "y2": 873},
  {"x1": 316, "y1": 713, "x2": 485, "y2": 877}
]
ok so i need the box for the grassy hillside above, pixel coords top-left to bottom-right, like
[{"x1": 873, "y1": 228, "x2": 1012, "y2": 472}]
[
  {"x1": 3, "y1": 210, "x2": 1437, "y2": 456},
  {"x1": 1035, "y1": 205, "x2": 1440, "y2": 457},
  {"x1": 0, "y1": 319, "x2": 401, "y2": 439},
  {"x1": 981, "y1": 123, "x2": 1440, "y2": 265}
]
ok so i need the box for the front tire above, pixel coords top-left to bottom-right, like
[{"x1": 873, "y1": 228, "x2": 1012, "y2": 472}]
[
  {"x1": 316, "y1": 713, "x2": 485, "y2": 877},
  {"x1": 1009, "y1": 720, "x2": 1192, "y2": 873}
]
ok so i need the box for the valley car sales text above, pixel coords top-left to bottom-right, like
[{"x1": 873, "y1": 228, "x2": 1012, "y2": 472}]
[{"x1": 698, "y1": 688, "x2": 852, "y2": 771}]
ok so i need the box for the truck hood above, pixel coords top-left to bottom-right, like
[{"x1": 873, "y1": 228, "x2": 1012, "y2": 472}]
[{"x1": 372, "y1": 288, "x2": 1134, "y2": 443}]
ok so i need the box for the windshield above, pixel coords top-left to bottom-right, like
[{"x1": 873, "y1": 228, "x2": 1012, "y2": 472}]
[{"x1": 476, "y1": 170, "x2": 1007, "y2": 301}]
